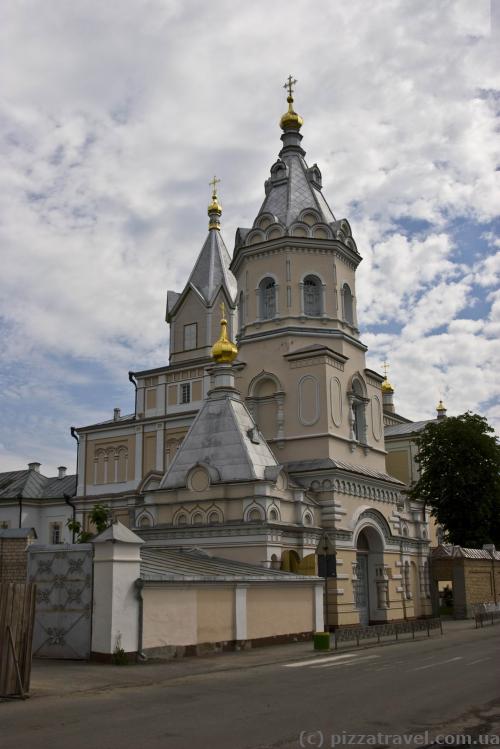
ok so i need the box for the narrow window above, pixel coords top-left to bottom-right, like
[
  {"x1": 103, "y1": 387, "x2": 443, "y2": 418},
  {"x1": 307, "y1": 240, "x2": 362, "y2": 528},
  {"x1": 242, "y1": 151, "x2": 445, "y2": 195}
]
[
  {"x1": 259, "y1": 277, "x2": 276, "y2": 319},
  {"x1": 303, "y1": 275, "x2": 321, "y2": 316},
  {"x1": 51, "y1": 523, "x2": 62, "y2": 544},
  {"x1": 180, "y1": 382, "x2": 191, "y2": 404},
  {"x1": 343, "y1": 283, "x2": 354, "y2": 325},
  {"x1": 183, "y1": 323, "x2": 197, "y2": 351}
]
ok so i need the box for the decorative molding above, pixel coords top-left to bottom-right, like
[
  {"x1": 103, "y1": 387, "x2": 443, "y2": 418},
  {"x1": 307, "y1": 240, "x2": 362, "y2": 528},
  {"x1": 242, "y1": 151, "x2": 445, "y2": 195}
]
[
  {"x1": 330, "y1": 376, "x2": 343, "y2": 427},
  {"x1": 298, "y1": 374, "x2": 320, "y2": 426}
]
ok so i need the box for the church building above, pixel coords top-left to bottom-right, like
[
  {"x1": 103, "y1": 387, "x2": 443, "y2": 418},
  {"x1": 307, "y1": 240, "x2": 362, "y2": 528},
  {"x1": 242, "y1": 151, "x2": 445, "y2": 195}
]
[{"x1": 72, "y1": 80, "x2": 432, "y2": 627}]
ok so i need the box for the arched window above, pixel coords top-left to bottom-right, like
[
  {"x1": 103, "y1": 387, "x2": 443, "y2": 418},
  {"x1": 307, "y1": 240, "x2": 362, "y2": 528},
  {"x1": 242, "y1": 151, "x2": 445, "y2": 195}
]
[
  {"x1": 269, "y1": 508, "x2": 278, "y2": 522},
  {"x1": 303, "y1": 275, "x2": 322, "y2": 316},
  {"x1": 208, "y1": 510, "x2": 221, "y2": 524},
  {"x1": 259, "y1": 277, "x2": 276, "y2": 319},
  {"x1": 176, "y1": 513, "x2": 188, "y2": 526},
  {"x1": 192, "y1": 512, "x2": 203, "y2": 525},
  {"x1": 343, "y1": 283, "x2": 353, "y2": 325},
  {"x1": 351, "y1": 378, "x2": 367, "y2": 443},
  {"x1": 248, "y1": 508, "x2": 263, "y2": 522}
]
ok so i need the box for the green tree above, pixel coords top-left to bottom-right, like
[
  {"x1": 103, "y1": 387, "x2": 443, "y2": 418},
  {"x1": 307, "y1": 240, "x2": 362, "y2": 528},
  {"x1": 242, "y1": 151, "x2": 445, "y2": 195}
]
[
  {"x1": 408, "y1": 412, "x2": 500, "y2": 548},
  {"x1": 66, "y1": 503, "x2": 112, "y2": 543}
]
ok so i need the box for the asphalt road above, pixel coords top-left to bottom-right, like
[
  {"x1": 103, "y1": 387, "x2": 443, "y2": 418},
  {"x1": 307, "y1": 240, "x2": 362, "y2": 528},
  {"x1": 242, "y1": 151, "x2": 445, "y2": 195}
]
[{"x1": 1, "y1": 625, "x2": 499, "y2": 749}]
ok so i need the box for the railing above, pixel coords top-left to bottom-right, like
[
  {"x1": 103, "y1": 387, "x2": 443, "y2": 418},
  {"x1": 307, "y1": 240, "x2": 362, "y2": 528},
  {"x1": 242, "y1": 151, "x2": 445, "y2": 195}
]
[
  {"x1": 332, "y1": 618, "x2": 442, "y2": 649},
  {"x1": 473, "y1": 602, "x2": 500, "y2": 628}
]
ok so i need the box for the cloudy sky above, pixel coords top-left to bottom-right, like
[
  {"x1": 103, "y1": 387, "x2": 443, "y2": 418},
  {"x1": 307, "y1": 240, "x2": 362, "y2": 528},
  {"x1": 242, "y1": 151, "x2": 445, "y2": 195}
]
[{"x1": 1, "y1": 0, "x2": 499, "y2": 475}]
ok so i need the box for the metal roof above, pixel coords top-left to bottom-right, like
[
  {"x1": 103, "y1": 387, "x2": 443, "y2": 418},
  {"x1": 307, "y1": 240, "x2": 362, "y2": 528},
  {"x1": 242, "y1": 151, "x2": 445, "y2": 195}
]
[
  {"x1": 432, "y1": 544, "x2": 500, "y2": 561},
  {"x1": 255, "y1": 151, "x2": 336, "y2": 228},
  {"x1": 384, "y1": 419, "x2": 436, "y2": 438},
  {"x1": 0, "y1": 470, "x2": 76, "y2": 499},
  {"x1": 140, "y1": 546, "x2": 319, "y2": 583},
  {"x1": 161, "y1": 393, "x2": 279, "y2": 489},
  {"x1": 285, "y1": 458, "x2": 404, "y2": 486}
]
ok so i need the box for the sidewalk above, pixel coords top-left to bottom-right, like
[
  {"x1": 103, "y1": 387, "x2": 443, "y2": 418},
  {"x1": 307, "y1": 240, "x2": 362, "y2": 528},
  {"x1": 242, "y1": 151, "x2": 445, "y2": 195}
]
[{"x1": 24, "y1": 618, "x2": 485, "y2": 701}]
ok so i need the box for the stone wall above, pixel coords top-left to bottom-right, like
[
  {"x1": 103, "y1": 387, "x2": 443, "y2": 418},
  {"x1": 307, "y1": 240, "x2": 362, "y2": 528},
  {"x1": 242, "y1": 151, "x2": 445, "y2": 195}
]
[{"x1": 0, "y1": 538, "x2": 28, "y2": 583}]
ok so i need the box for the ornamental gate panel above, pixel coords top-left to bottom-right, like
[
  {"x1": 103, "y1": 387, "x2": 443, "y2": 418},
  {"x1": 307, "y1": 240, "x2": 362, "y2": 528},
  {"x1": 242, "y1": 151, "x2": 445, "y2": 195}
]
[{"x1": 28, "y1": 544, "x2": 93, "y2": 660}]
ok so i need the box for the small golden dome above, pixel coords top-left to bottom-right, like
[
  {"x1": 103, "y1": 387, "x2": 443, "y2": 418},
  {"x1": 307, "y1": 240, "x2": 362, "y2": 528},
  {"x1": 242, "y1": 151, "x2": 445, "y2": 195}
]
[
  {"x1": 208, "y1": 193, "x2": 222, "y2": 216},
  {"x1": 211, "y1": 304, "x2": 238, "y2": 364},
  {"x1": 381, "y1": 378, "x2": 394, "y2": 393},
  {"x1": 208, "y1": 175, "x2": 222, "y2": 230},
  {"x1": 280, "y1": 95, "x2": 304, "y2": 131},
  {"x1": 436, "y1": 400, "x2": 447, "y2": 412}
]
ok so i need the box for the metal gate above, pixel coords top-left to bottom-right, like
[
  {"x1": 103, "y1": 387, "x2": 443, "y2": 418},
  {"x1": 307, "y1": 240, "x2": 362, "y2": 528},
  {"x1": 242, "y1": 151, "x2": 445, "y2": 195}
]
[{"x1": 28, "y1": 544, "x2": 93, "y2": 660}]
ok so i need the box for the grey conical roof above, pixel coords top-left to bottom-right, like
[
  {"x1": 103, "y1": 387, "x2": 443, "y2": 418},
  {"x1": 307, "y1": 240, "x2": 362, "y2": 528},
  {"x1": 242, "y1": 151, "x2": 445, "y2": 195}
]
[
  {"x1": 186, "y1": 229, "x2": 237, "y2": 305},
  {"x1": 256, "y1": 149, "x2": 336, "y2": 228},
  {"x1": 160, "y1": 392, "x2": 279, "y2": 490}
]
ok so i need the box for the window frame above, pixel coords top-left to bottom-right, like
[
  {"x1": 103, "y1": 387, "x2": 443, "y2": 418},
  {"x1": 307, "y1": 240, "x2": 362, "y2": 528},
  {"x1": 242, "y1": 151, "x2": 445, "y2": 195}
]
[
  {"x1": 183, "y1": 322, "x2": 197, "y2": 351},
  {"x1": 50, "y1": 522, "x2": 62, "y2": 544},
  {"x1": 180, "y1": 382, "x2": 191, "y2": 404},
  {"x1": 303, "y1": 274, "x2": 322, "y2": 316},
  {"x1": 259, "y1": 277, "x2": 277, "y2": 320}
]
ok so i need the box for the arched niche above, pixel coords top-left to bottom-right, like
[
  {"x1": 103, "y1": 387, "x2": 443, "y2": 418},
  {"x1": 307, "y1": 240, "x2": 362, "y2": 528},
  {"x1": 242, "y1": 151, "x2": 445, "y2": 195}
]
[
  {"x1": 298, "y1": 374, "x2": 320, "y2": 426},
  {"x1": 247, "y1": 372, "x2": 285, "y2": 444}
]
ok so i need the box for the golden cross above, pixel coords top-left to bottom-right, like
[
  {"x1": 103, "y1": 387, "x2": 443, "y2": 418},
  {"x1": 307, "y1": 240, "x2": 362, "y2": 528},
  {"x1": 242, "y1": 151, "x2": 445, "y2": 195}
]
[
  {"x1": 382, "y1": 360, "x2": 390, "y2": 379},
  {"x1": 209, "y1": 175, "x2": 221, "y2": 196},
  {"x1": 284, "y1": 75, "x2": 297, "y2": 98},
  {"x1": 220, "y1": 301, "x2": 225, "y2": 319}
]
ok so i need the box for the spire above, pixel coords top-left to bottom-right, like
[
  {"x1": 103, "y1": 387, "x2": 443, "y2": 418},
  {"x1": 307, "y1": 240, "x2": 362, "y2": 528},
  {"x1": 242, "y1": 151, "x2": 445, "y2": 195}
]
[
  {"x1": 211, "y1": 302, "x2": 238, "y2": 364},
  {"x1": 208, "y1": 175, "x2": 222, "y2": 231}
]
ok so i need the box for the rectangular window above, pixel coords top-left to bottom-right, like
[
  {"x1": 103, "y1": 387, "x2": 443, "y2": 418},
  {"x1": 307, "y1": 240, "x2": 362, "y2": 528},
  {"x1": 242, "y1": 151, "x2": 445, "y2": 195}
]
[
  {"x1": 180, "y1": 382, "x2": 191, "y2": 404},
  {"x1": 183, "y1": 323, "x2": 197, "y2": 351},
  {"x1": 50, "y1": 523, "x2": 62, "y2": 544}
]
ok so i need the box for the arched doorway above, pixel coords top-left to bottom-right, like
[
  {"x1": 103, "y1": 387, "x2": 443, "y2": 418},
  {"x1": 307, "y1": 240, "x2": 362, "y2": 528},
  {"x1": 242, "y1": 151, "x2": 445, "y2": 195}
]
[{"x1": 355, "y1": 526, "x2": 385, "y2": 625}]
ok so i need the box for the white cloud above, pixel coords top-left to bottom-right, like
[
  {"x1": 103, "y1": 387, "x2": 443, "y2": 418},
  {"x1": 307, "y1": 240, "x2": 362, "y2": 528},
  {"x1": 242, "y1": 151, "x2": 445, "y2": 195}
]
[{"x1": 0, "y1": 0, "x2": 499, "y2": 472}]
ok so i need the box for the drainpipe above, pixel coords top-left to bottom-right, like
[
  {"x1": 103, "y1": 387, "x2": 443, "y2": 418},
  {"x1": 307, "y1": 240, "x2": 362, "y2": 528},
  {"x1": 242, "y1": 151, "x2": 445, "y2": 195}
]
[
  {"x1": 129, "y1": 372, "x2": 138, "y2": 418},
  {"x1": 69, "y1": 427, "x2": 80, "y2": 542},
  {"x1": 17, "y1": 492, "x2": 23, "y2": 528},
  {"x1": 135, "y1": 578, "x2": 147, "y2": 661},
  {"x1": 63, "y1": 493, "x2": 76, "y2": 543},
  {"x1": 399, "y1": 539, "x2": 407, "y2": 620}
]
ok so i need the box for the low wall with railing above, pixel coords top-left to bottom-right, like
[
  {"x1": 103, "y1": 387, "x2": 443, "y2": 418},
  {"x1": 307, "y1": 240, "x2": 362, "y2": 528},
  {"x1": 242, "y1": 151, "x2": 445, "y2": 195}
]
[{"x1": 332, "y1": 618, "x2": 442, "y2": 649}]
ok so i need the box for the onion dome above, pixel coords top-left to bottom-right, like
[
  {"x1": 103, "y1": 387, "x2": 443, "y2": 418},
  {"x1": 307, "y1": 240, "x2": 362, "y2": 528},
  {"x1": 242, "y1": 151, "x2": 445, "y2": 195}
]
[
  {"x1": 211, "y1": 303, "x2": 238, "y2": 364},
  {"x1": 280, "y1": 74, "x2": 304, "y2": 131},
  {"x1": 436, "y1": 400, "x2": 447, "y2": 419},
  {"x1": 208, "y1": 175, "x2": 222, "y2": 231}
]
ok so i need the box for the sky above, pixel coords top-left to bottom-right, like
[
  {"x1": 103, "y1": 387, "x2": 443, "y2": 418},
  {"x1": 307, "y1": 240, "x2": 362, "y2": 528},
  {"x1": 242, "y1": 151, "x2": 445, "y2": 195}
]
[{"x1": 0, "y1": 0, "x2": 499, "y2": 476}]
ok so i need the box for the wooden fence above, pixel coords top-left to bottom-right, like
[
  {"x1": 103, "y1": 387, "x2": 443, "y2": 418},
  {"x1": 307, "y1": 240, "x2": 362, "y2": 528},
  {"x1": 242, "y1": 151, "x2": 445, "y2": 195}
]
[{"x1": 0, "y1": 583, "x2": 36, "y2": 698}]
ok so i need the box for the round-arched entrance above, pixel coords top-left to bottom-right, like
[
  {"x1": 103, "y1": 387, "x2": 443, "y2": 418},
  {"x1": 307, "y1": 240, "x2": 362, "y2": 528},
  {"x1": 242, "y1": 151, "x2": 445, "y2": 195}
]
[{"x1": 355, "y1": 526, "x2": 385, "y2": 625}]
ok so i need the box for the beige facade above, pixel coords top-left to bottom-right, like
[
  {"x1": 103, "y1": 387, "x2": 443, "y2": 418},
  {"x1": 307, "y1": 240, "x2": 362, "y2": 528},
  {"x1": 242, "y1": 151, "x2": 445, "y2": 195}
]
[{"x1": 141, "y1": 581, "x2": 320, "y2": 653}]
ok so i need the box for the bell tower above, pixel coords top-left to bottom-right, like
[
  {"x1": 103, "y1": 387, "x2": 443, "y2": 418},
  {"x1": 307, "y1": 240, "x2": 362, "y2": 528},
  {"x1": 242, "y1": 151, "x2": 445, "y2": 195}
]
[{"x1": 231, "y1": 80, "x2": 386, "y2": 472}]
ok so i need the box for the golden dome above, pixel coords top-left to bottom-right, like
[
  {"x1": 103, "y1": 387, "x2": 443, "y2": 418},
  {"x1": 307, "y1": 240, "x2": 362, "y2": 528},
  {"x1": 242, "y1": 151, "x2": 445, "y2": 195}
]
[
  {"x1": 436, "y1": 400, "x2": 447, "y2": 412},
  {"x1": 211, "y1": 303, "x2": 238, "y2": 364},
  {"x1": 208, "y1": 193, "x2": 222, "y2": 216},
  {"x1": 280, "y1": 96, "x2": 304, "y2": 131},
  {"x1": 208, "y1": 175, "x2": 222, "y2": 230},
  {"x1": 381, "y1": 378, "x2": 394, "y2": 393}
]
